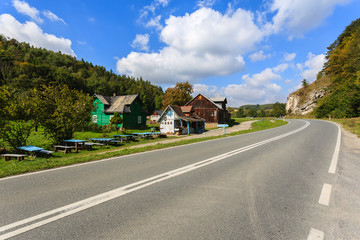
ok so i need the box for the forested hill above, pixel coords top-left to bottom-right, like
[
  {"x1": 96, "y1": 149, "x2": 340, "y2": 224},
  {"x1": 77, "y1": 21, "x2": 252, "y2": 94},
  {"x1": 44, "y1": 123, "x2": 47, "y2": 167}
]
[
  {"x1": 0, "y1": 35, "x2": 163, "y2": 113},
  {"x1": 287, "y1": 18, "x2": 360, "y2": 118}
]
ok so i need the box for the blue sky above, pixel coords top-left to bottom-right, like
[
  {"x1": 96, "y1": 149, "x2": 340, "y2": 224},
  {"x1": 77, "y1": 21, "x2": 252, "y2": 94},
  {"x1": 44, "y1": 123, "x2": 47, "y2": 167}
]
[{"x1": 0, "y1": 0, "x2": 359, "y2": 107}]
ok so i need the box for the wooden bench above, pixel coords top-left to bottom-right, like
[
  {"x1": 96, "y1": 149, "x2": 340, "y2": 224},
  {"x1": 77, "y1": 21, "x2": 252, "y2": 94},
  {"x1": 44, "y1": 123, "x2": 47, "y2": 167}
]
[
  {"x1": 2, "y1": 154, "x2": 27, "y2": 161},
  {"x1": 54, "y1": 145, "x2": 75, "y2": 154},
  {"x1": 84, "y1": 142, "x2": 103, "y2": 150}
]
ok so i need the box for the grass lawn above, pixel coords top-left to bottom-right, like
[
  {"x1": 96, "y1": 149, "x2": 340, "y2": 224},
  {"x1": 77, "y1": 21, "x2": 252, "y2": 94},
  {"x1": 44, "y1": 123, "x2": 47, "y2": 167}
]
[{"x1": 0, "y1": 119, "x2": 287, "y2": 178}]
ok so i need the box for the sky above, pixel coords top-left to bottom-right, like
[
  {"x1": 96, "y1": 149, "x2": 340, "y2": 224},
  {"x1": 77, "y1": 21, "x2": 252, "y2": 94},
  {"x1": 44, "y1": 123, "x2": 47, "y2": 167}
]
[{"x1": 0, "y1": 0, "x2": 359, "y2": 107}]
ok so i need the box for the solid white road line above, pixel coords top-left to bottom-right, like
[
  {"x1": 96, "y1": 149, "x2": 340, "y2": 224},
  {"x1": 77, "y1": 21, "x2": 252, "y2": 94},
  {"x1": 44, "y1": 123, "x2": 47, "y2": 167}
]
[
  {"x1": 318, "y1": 183, "x2": 332, "y2": 206},
  {"x1": 0, "y1": 121, "x2": 310, "y2": 240},
  {"x1": 328, "y1": 123, "x2": 341, "y2": 174},
  {"x1": 307, "y1": 228, "x2": 324, "y2": 240}
]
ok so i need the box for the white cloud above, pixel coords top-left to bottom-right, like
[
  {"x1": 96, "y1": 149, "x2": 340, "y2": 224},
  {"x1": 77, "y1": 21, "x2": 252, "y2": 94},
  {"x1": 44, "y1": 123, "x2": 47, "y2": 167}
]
[
  {"x1": 42, "y1": 10, "x2": 66, "y2": 25},
  {"x1": 12, "y1": 0, "x2": 43, "y2": 23},
  {"x1": 193, "y1": 84, "x2": 220, "y2": 98},
  {"x1": 284, "y1": 52, "x2": 296, "y2": 61},
  {"x1": 145, "y1": 15, "x2": 163, "y2": 30},
  {"x1": 155, "y1": 0, "x2": 170, "y2": 7},
  {"x1": 300, "y1": 52, "x2": 326, "y2": 82},
  {"x1": 118, "y1": 7, "x2": 264, "y2": 84},
  {"x1": 273, "y1": 63, "x2": 289, "y2": 72},
  {"x1": 249, "y1": 50, "x2": 270, "y2": 62},
  {"x1": 242, "y1": 68, "x2": 281, "y2": 86},
  {"x1": 131, "y1": 34, "x2": 150, "y2": 51},
  {"x1": 270, "y1": 0, "x2": 351, "y2": 38},
  {"x1": 117, "y1": 47, "x2": 245, "y2": 84},
  {"x1": 197, "y1": 0, "x2": 217, "y2": 8},
  {"x1": 0, "y1": 14, "x2": 75, "y2": 56}
]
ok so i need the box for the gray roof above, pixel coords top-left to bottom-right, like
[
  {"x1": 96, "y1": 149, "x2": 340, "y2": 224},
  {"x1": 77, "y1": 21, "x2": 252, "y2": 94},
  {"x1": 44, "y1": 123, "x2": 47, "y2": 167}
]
[
  {"x1": 95, "y1": 94, "x2": 138, "y2": 113},
  {"x1": 210, "y1": 97, "x2": 227, "y2": 103}
]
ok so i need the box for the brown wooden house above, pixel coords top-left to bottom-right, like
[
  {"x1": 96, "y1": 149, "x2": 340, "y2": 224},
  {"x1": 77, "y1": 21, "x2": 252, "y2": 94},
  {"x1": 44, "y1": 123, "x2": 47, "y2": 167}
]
[{"x1": 185, "y1": 94, "x2": 231, "y2": 126}]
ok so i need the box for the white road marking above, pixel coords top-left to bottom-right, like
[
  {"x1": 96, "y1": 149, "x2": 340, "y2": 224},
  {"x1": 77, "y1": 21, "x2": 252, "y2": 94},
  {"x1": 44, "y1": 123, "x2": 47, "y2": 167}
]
[
  {"x1": 307, "y1": 228, "x2": 324, "y2": 240},
  {"x1": 318, "y1": 183, "x2": 332, "y2": 206},
  {"x1": 328, "y1": 123, "x2": 341, "y2": 174},
  {"x1": 0, "y1": 121, "x2": 310, "y2": 239},
  {"x1": 0, "y1": 120, "x2": 291, "y2": 183}
]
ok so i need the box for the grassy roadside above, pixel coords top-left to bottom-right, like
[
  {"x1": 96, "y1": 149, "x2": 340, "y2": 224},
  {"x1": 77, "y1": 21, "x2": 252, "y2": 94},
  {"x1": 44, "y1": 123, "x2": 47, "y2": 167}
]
[
  {"x1": 0, "y1": 119, "x2": 287, "y2": 178},
  {"x1": 332, "y1": 118, "x2": 360, "y2": 137}
]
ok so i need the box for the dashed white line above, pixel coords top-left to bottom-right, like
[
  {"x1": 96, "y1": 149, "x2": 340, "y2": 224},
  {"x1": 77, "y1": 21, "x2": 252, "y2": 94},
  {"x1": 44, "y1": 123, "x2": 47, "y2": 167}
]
[
  {"x1": 0, "y1": 121, "x2": 310, "y2": 239},
  {"x1": 318, "y1": 183, "x2": 332, "y2": 206},
  {"x1": 307, "y1": 228, "x2": 324, "y2": 240}
]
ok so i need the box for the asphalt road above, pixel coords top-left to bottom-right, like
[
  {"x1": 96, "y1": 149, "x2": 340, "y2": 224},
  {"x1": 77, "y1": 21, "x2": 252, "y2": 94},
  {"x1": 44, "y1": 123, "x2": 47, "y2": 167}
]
[{"x1": 0, "y1": 119, "x2": 358, "y2": 240}]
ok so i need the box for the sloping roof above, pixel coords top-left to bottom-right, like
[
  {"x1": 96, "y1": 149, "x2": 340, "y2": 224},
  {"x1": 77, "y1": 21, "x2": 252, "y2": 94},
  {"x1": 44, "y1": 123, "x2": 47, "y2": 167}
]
[
  {"x1": 95, "y1": 94, "x2": 139, "y2": 113},
  {"x1": 180, "y1": 106, "x2": 193, "y2": 113},
  {"x1": 106, "y1": 95, "x2": 138, "y2": 113},
  {"x1": 185, "y1": 94, "x2": 224, "y2": 110},
  {"x1": 167, "y1": 105, "x2": 204, "y2": 122},
  {"x1": 210, "y1": 97, "x2": 227, "y2": 104},
  {"x1": 151, "y1": 110, "x2": 163, "y2": 116}
]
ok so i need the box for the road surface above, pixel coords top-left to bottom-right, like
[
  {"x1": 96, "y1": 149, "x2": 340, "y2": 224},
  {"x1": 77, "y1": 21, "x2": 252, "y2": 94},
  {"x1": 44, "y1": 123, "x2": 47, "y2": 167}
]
[{"x1": 0, "y1": 119, "x2": 359, "y2": 239}]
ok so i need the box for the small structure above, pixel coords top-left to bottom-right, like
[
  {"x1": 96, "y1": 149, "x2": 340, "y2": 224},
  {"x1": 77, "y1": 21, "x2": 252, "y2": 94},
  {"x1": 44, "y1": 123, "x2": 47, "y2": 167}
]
[
  {"x1": 158, "y1": 105, "x2": 205, "y2": 135},
  {"x1": 92, "y1": 94, "x2": 147, "y2": 129},
  {"x1": 149, "y1": 110, "x2": 163, "y2": 122},
  {"x1": 185, "y1": 94, "x2": 231, "y2": 128}
]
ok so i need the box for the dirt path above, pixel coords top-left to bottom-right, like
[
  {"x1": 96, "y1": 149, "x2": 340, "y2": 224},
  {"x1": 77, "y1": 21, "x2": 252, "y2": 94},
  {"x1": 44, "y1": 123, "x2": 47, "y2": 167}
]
[{"x1": 99, "y1": 121, "x2": 256, "y2": 154}]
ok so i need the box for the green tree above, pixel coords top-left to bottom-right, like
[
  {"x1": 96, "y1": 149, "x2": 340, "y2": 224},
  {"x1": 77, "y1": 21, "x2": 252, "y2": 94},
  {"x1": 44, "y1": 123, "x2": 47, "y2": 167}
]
[
  {"x1": 31, "y1": 85, "x2": 94, "y2": 144},
  {"x1": 272, "y1": 102, "x2": 286, "y2": 117},
  {"x1": 0, "y1": 86, "x2": 33, "y2": 149},
  {"x1": 162, "y1": 81, "x2": 193, "y2": 108},
  {"x1": 302, "y1": 79, "x2": 308, "y2": 88},
  {"x1": 110, "y1": 112, "x2": 123, "y2": 133}
]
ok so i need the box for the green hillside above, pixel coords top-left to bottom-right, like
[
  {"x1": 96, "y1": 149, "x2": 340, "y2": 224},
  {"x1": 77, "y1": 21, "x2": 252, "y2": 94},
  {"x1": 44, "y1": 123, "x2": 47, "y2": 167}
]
[
  {"x1": 0, "y1": 35, "x2": 164, "y2": 113},
  {"x1": 302, "y1": 18, "x2": 360, "y2": 118}
]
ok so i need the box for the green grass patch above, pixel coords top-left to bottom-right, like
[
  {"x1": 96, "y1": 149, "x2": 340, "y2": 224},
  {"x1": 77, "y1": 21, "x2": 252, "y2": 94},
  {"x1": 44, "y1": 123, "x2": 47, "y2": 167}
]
[{"x1": 0, "y1": 120, "x2": 287, "y2": 178}]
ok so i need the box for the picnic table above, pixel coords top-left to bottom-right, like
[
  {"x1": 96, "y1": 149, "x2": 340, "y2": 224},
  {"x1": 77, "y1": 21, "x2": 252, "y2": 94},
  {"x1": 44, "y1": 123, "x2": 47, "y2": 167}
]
[
  {"x1": 131, "y1": 132, "x2": 152, "y2": 139},
  {"x1": 64, "y1": 139, "x2": 87, "y2": 152},
  {"x1": 88, "y1": 138, "x2": 121, "y2": 145},
  {"x1": 113, "y1": 134, "x2": 135, "y2": 141},
  {"x1": 17, "y1": 145, "x2": 54, "y2": 157},
  {"x1": 54, "y1": 145, "x2": 75, "y2": 154},
  {"x1": 2, "y1": 153, "x2": 27, "y2": 161}
]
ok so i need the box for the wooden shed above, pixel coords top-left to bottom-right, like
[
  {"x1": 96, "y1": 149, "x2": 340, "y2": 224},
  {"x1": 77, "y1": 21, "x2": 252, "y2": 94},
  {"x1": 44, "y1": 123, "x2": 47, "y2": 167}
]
[{"x1": 185, "y1": 94, "x2": 231, "y2": 126}]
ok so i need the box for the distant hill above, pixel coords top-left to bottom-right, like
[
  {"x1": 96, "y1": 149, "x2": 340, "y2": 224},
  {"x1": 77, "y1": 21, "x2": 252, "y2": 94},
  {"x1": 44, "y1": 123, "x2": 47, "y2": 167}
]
[
  {"x1": 286, "y1": 18, "x2": 360, "y2": 118},
  {"x1": 228, "y1": 102, "x2": 286, "y2": 118},
  {"x1": 0, "y1": 35, "x2": 164, "y2": 113}
]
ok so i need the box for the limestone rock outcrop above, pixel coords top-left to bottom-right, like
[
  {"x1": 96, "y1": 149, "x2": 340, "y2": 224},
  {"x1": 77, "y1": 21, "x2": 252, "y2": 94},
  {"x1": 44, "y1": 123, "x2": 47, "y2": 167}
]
[{"x1": 286, "y1": 89, "x2": 326, "y2": 115}]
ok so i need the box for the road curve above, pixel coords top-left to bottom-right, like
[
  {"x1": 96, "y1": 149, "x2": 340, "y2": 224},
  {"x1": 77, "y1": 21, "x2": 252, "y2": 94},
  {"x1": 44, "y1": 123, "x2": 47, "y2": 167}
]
[{"x1": 0, "y1": 119, "x2": 353, "y2": 239}]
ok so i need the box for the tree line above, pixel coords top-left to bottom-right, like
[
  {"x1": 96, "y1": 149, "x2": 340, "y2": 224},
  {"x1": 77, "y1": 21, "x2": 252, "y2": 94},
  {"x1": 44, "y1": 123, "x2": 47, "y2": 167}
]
[
  {"x1": 314, "y1": 18, "x2": 360, "y2": 118},
  {"x1": 228, "y1": 103, "x2": 286, "y2": 118},
  {"x1": 0, "y1": 35, "x2": 164, "y2": 114}
]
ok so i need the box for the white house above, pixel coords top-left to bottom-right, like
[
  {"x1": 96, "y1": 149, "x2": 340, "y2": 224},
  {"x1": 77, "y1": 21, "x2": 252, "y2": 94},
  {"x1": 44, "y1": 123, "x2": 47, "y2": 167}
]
[
  {"x1": 158, "y1": 105, "x2": 205, "y2": 135},
  {"x1": 150, "y1": 110, "x2": 163, "y2": 122}
]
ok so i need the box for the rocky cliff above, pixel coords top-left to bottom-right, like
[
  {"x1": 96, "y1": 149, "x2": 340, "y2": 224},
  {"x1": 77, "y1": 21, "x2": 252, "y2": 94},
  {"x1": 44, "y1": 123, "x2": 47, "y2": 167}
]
[{"x1": 286, "y1": 88, "x2": 327, "y2": 115}]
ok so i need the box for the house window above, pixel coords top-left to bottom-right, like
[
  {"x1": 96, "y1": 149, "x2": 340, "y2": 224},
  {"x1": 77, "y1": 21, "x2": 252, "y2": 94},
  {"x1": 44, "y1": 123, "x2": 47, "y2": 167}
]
[
  {"x1": 138, "y1": 116, "x2": 142, "y2": 124},
  {"x1": 92, "y1": 115, "x2": 97, "y2": 123}
]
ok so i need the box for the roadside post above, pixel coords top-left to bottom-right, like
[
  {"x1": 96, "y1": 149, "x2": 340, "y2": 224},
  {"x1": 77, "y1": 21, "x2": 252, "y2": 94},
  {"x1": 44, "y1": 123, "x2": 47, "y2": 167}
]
[{"x1": 218, "y1": 124, "x2": 229, "y2": 134}]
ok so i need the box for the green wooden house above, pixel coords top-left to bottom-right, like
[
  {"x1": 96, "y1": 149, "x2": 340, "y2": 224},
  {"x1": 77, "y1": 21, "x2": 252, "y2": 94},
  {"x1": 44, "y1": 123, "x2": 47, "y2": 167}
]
[{"x1": 91, "y1": 94, "x2": 147, "y2": 128}]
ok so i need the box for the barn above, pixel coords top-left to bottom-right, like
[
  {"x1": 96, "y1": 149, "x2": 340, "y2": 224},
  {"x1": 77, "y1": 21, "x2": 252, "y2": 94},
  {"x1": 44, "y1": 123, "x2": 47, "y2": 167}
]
[{"x1": 185, "y1": 94, "x2": 231, "y2": 127}]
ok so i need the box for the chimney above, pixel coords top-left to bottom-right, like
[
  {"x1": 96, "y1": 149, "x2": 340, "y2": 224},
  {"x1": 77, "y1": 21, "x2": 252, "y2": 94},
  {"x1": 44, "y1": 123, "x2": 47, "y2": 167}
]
[{"x1": 113, "y1": 93, "x2": 116, "y2": 97}]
